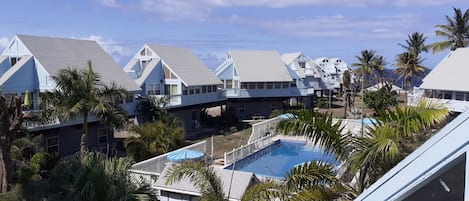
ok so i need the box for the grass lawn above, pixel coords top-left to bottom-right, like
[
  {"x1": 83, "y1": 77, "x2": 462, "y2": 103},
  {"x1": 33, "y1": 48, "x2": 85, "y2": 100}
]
[{"x1": 191, "y1": 127, "x2": 252, "y2": 160}]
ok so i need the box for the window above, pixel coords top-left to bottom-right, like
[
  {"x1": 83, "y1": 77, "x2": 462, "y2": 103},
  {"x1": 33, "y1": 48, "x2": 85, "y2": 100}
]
[
  {"x1": 183, "y1": 89, "x2": 188, "y2": 95},
  {"x1": 443, "y1": 91, "x2": 452, "y2": 100},
  {"x1": 189, "y1": 89, "x2": 194, "y2": 95},
  {"x1": 238, "y1": 104, "x2": 245, "y2": 113},
  {"x1": 274, "y1": 82, "x2": 282, "y2": 89},
  {"x1": 46, "y1": 136, "x2": 59, "y2": 153},
  {"x1": 266, "y1": 82, "x2": 273, "y2": 89},
  {"x1": 97, "y1": 128, "x2": 108, "y2": 145},
  {"x1": 256, "y1": 82, "x2": 264, "y2": 89},
  {"x1": 207, "y1": 86, "x2": 212, "y2": 93},
  {"x1": 195, "y1": 88, "x2": 200, "y2": 94},
  {"x1": 147, "y1": 83, "x2": 160, "y2": 95},
  {"x1": 455, "y1": 92, "x2": 465, "y2": 100},
  {"x1": 226, "y1": 80, "x2": 233, "y2": 88},
  {"x1": 10, "y1": 57, "x2": 20, "y2": 66},
  {"x1": 202, "y1": 86, "x2": 207, "y2": 93},
  {"x1": 248, "y1": 82, "x2": 256, "y2": 89},
  {"x1": 141, "y1": 60, "x2": 149, "y2": 71},
  {"x1": 212, "y1": 85, "x2": 217, "y2": 92},
  {"x1": 291, "y1": 80, "x2": 297, "y2": 88},
  {"x1": 282, "y1": 82, "x2": 289, "y2": 88},
  {"x1": 241, "y1": 83, "x2": 248, "y2": 89},
  {"x1": 125, "y1": 93, "x2": 134, "y2": 103},
  {"x1": 164, "y1": 84, "x2": 178, "y2": 95},
  {"x1": 298, "y1": 61, "x2": 306, "y2": 68}
]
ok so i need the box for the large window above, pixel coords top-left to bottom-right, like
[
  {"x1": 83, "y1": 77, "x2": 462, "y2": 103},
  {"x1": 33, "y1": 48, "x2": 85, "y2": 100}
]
[
  {"x1": 46, "y1": 136, "x2": 59, "y2": 153},
  {"x1": 164, "y1": 84, "x2": 178, "y2": 95},
  {"x1": 147, "y1": 83, "x2": 161, "y2": 95},
  {"x1": 403, "y1": 154, "x2": 465, "y2": 201},
  {"x1": 97, "y1": 128, "x2": 108, "y2": 145}
]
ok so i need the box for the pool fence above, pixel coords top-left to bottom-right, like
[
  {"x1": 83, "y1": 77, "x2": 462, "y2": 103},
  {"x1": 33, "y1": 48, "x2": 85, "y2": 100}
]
[{"x1": 128, "y1": 140, "x2": 207, "y2": 187}]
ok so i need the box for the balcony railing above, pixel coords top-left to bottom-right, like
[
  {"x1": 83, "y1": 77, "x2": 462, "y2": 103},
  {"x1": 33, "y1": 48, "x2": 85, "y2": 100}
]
[
  {"x1": 150, "y1": 90, "x2": 226, "y2": 108},
  {"x1": 21, "y1": 110, "x2": 99, "y2": 131},
  {"x1": 224, "y1": 88, "x2": 301, "y2": 98}
]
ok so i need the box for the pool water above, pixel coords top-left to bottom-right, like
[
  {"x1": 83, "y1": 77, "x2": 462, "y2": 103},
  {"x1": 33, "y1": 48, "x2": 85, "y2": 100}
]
[{"x1": 225, "y1": 140, "x2": 339, "y2": 178}]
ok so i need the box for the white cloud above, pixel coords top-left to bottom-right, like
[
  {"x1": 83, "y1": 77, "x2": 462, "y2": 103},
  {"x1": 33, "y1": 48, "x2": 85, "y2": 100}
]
[
  {"x1": 100, "y1": 0, "x2": 120, "y2": 7},
  {"x1": 0, "y1": 37, "x2": 9, "y2": 50},
  {"x1": 79, "y1": 35, "x2": 131, "y2": 62},
  {"x1": 228, "y1": 14, "x2": 418, "y2": 40}
]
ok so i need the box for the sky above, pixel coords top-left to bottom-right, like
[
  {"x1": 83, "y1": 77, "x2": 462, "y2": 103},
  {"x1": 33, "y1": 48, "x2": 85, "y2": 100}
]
[{"x1": 0, "y1": 0, "x2": 467, "y2": 70}]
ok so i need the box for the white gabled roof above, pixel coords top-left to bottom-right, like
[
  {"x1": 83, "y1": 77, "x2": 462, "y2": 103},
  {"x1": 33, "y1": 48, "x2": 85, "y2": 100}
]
[
  {"x1": 281, "y1": 52, "x2": 302, "y2": 65},
  {"x1": 136, "y1": 58, "x2": 160, "y2": 87},
  {"x1": 154, "y1": 163, "x2": 258, "y2": 201},
  {"x1": 355, "y1": 110, "x2": 469, "y2": 200},
  {"x1": 16, "y1": 35, "x2": 141, "y2": 92},
  {"x1": 147, "y1": 44, "x2": 221, "y2": 86},
  {"x1": 420, "y1": 48, "x2": 469, "y2": 91},
  {"x1": 230, "y1": 50, "x2": 293, "y2": 82}
]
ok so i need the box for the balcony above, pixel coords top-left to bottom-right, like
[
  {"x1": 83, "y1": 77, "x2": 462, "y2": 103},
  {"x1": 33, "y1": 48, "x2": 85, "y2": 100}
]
[
  {"x1": 225, "y1": 88, "x2": 301, "y2": 98},
  {"x1": 150, "y1": 90, "x2": 227, "y2": 108},
  {"x1": 22, "y1": 110, "x2": 99, "y2": 131}
]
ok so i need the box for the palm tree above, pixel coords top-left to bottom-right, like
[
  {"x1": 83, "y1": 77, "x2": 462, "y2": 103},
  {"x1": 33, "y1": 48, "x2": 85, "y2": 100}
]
[
  {"x1": 124, "y1": 120, "x2": 185, "y2": 162},
  {"x1": 429, "y1": 7, "x2": 469, "y2": 53},
  {"x1": 399, "y1": 32, "x2": 429, "y2": 55},
  {"x1": 352, "y1": 50, "x2": 377, "y2": 85},
  {"x1": 241, "y1": 161, "x2": 356, "y2": 201},
  {"x1": 348, "y1": 101, "x2": 448, "y2": 193},
  {"x1": 342, "y1": 70, "x2": 352, "y2": 119},
  {"x1": 371, "y1": 55, "x2": 387, "y2": 85},
  {"x1": 47, "y1": 151, "x2": 157, "y2": 201},
  {"x1": 394, "y1": 52, "x2": 426, "y2": 93},
  {"x1": 165, "y1": 161, "x2": 226, "y2": 201},
  {"x1": 0, "y1": 95, "x2": 24, "y2": 192},
  {"x1": 41, "y1": 60, "x2": 128, "y2": 152},
  {"x1": 277, "y1": 100, "x2": 448, "y2": 195}
]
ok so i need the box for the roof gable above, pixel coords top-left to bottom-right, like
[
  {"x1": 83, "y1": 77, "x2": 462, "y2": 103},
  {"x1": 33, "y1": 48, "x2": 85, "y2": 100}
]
[
  {"x1": 230, "y1": 50, "x2": 292, "y2": 82},
  {"x1": 16, "y1": 35, "x2": 141, "y2": 92},
  {"x1": 147, "y1": 44, "x2": 221, "y2": 86},
  {"x1": 420, "y1": 48, "x2": 469, "y2": 91}
]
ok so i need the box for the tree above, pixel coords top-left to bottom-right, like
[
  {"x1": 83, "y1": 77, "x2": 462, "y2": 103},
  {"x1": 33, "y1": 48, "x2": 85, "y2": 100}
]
[
  {"x1": 348, "y1": 101, "x2": 449, "y2": 193},
  {"x1": 0, "y1": 95, "x2": 24, "y2": 192},
  {"x1": 394, "y1": 52, "x2": 426, "y2": 92},
  {"x1": 352, "y1": 50, "x2": 385, "y2": 86},
  {"x1": 124, "y1": 120, "x2": 185, "y2": 162},
  {"x1": 241, "y1": 161, "x2": 355, "y2": 201},
  {"x1": 429, "y1": 7, "x2": 469, "y2": 53},
  {"x1": 277, "y1": 101, "x2": 449, "y2": 195},
  {"x1": 165, "y1": 161, "x2": 226, "y2": 201},
  {"x1": 46, "y1": 151, "x2": 157, "y2": 201},
  {"x1": 399, "y1": 32, "x2": 429, "y2": 55},
  {"x1": 342, "y1": 70, "x2": 352, "y2": 119},
  {"x1": 41, "y1": 61, "x2": 128, "y2": 152},
  {"x1": 363, "y1": 84, "x2": 399, "y2": 115},
  {"x1": 371, "y1": 55, "x2": 387, "y2": 85}
]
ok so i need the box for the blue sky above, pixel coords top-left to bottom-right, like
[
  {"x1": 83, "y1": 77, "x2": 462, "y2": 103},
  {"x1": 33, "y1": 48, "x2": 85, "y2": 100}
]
[{"x1": 0, "y1": 0, "x2": 467, "y2": 70}]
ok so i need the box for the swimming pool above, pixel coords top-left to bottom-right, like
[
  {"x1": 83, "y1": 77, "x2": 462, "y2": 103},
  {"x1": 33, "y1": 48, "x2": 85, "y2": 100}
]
[{"x1": 225, "y1": 140, "x2": 339, "y2": 178}]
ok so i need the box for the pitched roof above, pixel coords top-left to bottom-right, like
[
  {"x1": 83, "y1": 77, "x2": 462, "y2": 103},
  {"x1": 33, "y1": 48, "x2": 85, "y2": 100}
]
[
  {"x1": 154, "y1": 163, "x2": 258, "y2": 200},
  {"x1": 136, "y1": 58, "x2": 160, "y2": 86},
  {"x1": 16, "y1": 35, "x2": 141, "y2": 92},
  {"x1": 230, "y1": 50, "x2": 292, "y2": 82},
  {"x1": 355, "y1": 109, "x2": 469, "y2": 200},
  {"x1": 420, "y1": 48, "x2": 469, "y2": 91},
  {"x1": 281, "y1": 52, "x2": 301, "y2": 65},
  {"x1": 147, "y1": 44, "x2": 221, "y2": 86}
]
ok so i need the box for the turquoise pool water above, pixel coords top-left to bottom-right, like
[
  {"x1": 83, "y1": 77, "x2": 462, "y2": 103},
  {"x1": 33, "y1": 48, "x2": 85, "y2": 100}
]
[{"x1": 225, "y1": 140, "x2": 339, "y2": 178}]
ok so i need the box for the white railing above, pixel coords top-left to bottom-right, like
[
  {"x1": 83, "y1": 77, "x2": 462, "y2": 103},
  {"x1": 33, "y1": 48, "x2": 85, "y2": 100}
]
[
  {"x1": 224, "y1": 134, "x2": 274, "y2": 167},
  {"x1": 248, "y1": 116, "x2": 284, "y2": 143},
  {"x1": 128, "y1": 140, "x2": 207, "y2": 186}
]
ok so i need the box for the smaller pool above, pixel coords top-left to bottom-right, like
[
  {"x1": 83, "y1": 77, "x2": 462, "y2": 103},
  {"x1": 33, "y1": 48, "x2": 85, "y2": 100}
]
[
  {"x1": 356, "y1": 117, "x2": 378, "y2": 125},
  {"x1": 225, "y1": 140, "x2": 339, "y2": 178}
]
